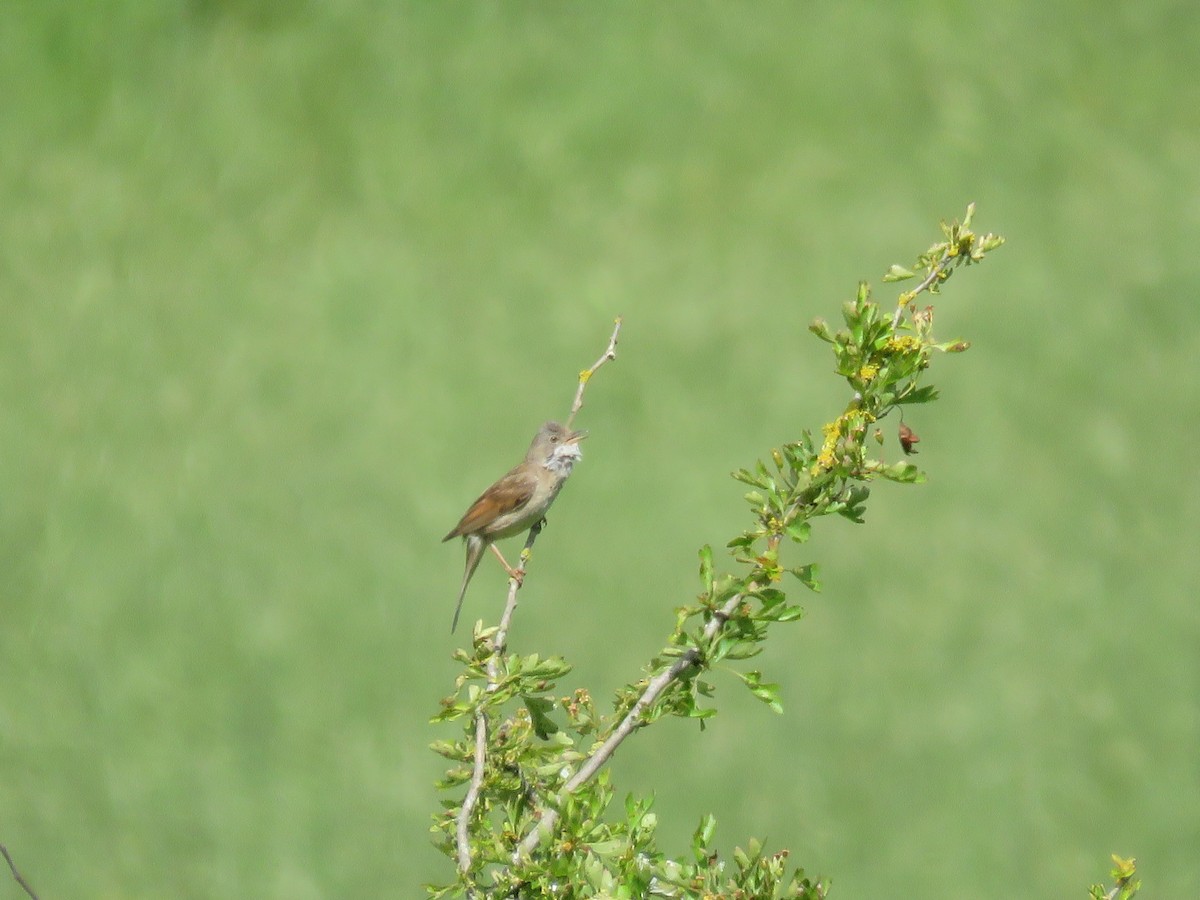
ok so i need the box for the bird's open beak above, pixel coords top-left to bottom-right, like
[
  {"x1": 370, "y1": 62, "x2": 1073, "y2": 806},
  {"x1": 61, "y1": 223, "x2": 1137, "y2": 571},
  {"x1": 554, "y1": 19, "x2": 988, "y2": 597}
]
[{"x1": 567, "y1": 428, "x2": 588, "y2": 443}]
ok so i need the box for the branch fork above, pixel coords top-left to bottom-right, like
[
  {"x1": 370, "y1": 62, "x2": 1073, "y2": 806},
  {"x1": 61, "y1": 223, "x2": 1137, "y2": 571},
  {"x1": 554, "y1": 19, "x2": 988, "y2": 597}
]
[{"x1": 455, "y1": 318, "x2": 623, "y2": 877}]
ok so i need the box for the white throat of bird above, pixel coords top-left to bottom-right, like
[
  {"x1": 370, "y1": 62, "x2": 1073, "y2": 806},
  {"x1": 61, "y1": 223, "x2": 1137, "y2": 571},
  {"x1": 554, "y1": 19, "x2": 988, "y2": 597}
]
[{"x1": 544, "y1": 441, "x2": 582, "y2": 477}]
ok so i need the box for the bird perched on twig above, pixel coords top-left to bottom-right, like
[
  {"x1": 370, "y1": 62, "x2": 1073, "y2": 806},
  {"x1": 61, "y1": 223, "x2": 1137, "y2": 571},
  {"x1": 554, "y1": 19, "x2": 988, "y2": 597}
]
[{"x1": 443, "y1": 421, "x2": 587, "y2": 632}]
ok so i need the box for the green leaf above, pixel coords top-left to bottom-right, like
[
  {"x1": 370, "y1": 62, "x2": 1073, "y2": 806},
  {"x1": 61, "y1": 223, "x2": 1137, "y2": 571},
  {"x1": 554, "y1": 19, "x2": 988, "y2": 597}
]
[
  {"x1": 523, "y1": 695, "x2": 560, "y2": 739},
  {"x1": 979, "y1": 233, "x2": 1005, "y2": 253},
  {"x1": 935, "y1": 339, "x2": 971, "y2": 353},
  {"x1": 698, "y1": 544, "x2": 714, "y2": 595},
  {"x1": 883, "y1": 263, "x2": 915, "y2": 282},
  {"x1": 784, "y1": 519, "x2": 811, "y2": 543},
  {"x1": 776, "y1": 604, "x2": 806, "y2": 622},
  {"x1": 726, "y1": 532, "x2": 757, "y2": 551},
  {"x1": 428, "y1": 702, "x2": 471, "y2": 724},
  {"x1": 625, "y1": 793, "x2": 649, "y2": 821},
  {"x1": 791, "y1": 563, "x2": 821, "y2": 591},
  {"x1": 428, "y1": 740, "x2": 461, "y2": 759},
  {"x1": 692, "y1": 812, "x2": 718, "y2": 864},
  {"x1": 837, "y1": 484, "x2": 870, "y2": 523},
  {"x1": 737, "y1": 670, "x2": 784, "y2": 714},
  {"x1": 755, "y1": 587, "x2": 785, "y2": 607},
  {"x1": 733, "y1": 844, "x2": 751, "y2": 870},
  {"x1": 808, "y1": 318, "x2": 834, "y2": 343},
  {"x1": 842, "y1": 299, "x2": 864, "y2": 342},
  {"x1": 713, "y1": 573, "x2": 742, "y2": 602},
  {"x1": 881, "y1": 461, "x2": 925, "y2": 484},
  {"x1": 732, "y1": 468, "x2": 767, "y2": 488},
  {"x1": 588, "y1": 839, "x2": 625, "y2": 857},
  {"x1": 897, "y1": 384, "x2": 940, "y2": 405},
  {"x1": 723, "y1": 642, "x2": 763, "y2": 661}
]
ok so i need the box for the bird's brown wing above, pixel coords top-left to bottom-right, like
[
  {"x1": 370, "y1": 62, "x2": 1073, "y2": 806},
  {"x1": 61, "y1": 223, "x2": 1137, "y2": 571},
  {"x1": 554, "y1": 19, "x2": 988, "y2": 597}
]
[{"x1": 442, "y1": 465, "x2": 537, "y2": 541}]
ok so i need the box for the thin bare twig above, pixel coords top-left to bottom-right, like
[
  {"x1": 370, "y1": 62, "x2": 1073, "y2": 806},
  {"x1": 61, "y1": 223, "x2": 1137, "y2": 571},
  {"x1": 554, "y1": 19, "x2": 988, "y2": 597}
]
[
  {"x1": 455, "y1": 713, "x2": 488, "y2": 877},
  {"x1": 515, "y1": 585, "x2": 755, "y2": 861},
  {"x1": 565, "y1": 317, "x2": 622, "y2": 430},
  {"x1": 890, "y1": 255, "x2": 955, "y2": 329},
  {"x1": 496, "y1": 519, "x2": 542, "y2": 650},
  {"x1": 1, "y1": 844, "x2": 39, "y2": 900}
]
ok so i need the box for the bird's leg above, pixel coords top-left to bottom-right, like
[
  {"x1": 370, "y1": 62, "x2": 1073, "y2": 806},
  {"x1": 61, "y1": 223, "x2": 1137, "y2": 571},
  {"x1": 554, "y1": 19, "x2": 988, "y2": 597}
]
[{"x1": 488, "y1": 543, "x2": 525, "y2": 585}]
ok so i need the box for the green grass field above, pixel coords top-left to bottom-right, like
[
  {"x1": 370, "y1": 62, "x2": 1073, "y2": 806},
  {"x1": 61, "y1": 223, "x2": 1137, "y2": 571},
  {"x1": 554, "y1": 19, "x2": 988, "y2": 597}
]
[{"x1": 3, "y1": 3, "x2": 1198, "y2": 897}]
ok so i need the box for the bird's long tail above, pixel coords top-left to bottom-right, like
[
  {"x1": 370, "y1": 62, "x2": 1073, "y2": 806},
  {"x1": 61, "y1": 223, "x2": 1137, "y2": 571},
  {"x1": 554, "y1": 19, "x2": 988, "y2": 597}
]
[{"x1": 450, "y1": 536, "x2": 484, "y2": 633}]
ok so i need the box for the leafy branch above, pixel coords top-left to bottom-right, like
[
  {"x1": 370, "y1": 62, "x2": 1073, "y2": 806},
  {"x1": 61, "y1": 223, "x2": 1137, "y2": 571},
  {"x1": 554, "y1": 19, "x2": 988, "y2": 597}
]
[
  {"x1": 429, "y1": 207, "x2": 1004, "y2": 898},
  {"x1": 441, "y1": 318, "x2": 622, "y2": 885},
  {"x1": 1089, "y1": 855, "x2": 1140, "y2": 900}
]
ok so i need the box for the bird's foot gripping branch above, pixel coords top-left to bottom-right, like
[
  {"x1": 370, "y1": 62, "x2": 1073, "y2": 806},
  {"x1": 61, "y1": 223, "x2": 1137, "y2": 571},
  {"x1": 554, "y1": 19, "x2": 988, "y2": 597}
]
[{"x1": 428, "y1": 208, "x2": 1004, "y2": 898}]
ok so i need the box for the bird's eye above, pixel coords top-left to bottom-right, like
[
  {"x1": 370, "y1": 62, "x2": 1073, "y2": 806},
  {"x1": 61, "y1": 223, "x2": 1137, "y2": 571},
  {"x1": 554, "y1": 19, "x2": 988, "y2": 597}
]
[{"x1": 550, "y1": 435, "x2": 559, "y2": 443}]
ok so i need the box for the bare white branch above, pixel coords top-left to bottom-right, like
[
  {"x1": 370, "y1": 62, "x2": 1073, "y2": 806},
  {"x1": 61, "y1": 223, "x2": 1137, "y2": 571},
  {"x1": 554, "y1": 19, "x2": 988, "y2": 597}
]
[{"x1": 515, "y1": 586, "x2": 753, "y2": 861}]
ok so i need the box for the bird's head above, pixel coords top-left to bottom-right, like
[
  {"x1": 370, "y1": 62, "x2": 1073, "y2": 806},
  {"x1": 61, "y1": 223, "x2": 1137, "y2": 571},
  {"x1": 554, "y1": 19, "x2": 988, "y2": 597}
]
[{"x1": 529, "y1": 421, "x2": 587, "y2": 475}]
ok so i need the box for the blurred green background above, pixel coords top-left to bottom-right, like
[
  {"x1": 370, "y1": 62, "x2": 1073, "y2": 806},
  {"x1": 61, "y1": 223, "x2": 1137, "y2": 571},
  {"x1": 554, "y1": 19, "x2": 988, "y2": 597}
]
[{"x1": 3, "y1": 2, "x2": 1198, "y2": 897}]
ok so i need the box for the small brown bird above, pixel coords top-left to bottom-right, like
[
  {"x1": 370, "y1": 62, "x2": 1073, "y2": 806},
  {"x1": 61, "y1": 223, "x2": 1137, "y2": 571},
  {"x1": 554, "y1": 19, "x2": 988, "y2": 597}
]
[{"x1": 443, "y1": 421, "x2": 587, "y2": 632}]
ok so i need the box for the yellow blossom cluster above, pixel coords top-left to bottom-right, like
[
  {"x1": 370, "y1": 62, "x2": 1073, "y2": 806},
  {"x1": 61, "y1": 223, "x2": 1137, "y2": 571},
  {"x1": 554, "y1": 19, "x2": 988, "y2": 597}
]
[
  {"x1": 816, "y1": 408, "x2": 878, "y2": 472},
  {"x1": 885, "y1": 335, "x2": 922, "y2": 354},
  {"x1": 816, "y1": 418, "x2": 841, "y2": 470}
]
